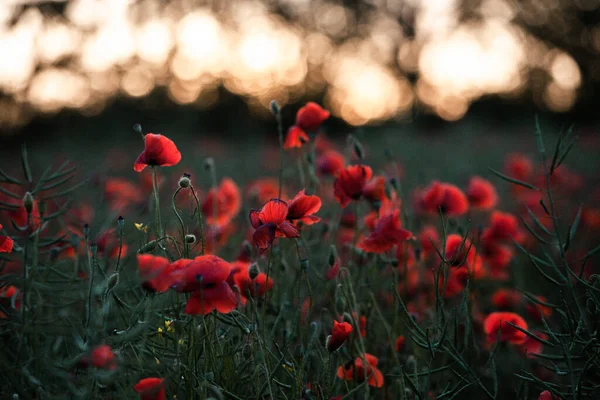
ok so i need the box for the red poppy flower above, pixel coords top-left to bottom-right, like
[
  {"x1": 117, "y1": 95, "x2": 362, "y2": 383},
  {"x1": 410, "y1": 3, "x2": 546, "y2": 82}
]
[
  {"x1": 0, "y1": 225, "x2": 13, "y2": 253},
  {"x1": 316, "y1": 150, "x2": 345, "y2": 177},
  {"x1": 358, "y1": 206, "x2": 411, "y2": 254},
  {"x1": 249, "y1": 199, "x2": 299, "y2": 250},
  {"x1": 505, "y1": 153, "x2": 533, "y2": 181},
  {"x1": 483, "y1": 312, "x2": 528, "y2": 344},
  {"x1": 134, "y1": 377, "x2": 165, "y2": 400},
  {"x1": 295, "y1": 102, "x2": 330, "y2": 132},
  {"x1": 283, "y1": 126, "x2": 309, "y2": 149},
  {"x1": 491, "y1": 288, "x2": 522, "y2": 310},
  {"x1": 416, "y1": 181, "x2": 468, "y2": 216},
  {"x1": 286, "y1": 189, "x2": 322, "y2": 225},
  {"x1": 0, "y1": 285, "x2": 18, "y2": 299},
  {"x1": 359, "y1": 315, "x2": 367, "y2": 338},
  {"x1": 169, "y1": 255, "x2": 231, "y2": 293},
  {"x1": 184, "y1": 281, "x2": 237, "y2": 315},
  {"x1": 90, "y1": 344, "x2": 117, "y2": 370},
  {"x1": 137, "y1": 255, "x2": 172, "y2": 293},
  {"x1": 362, "y1": 176, "x2": 386, "y2": 203},
  {"x1": 202, "y1": 178, "x2": 242, "y2": 227},
  {"x1": 483, "y1": 211, "x2": 521, "y2": 242},
  {"x1": 333, "y1": 165, "x2": 373, "y2": 207},
  {"x1": 466, "y1": 176, "x2": 498, "y2": 210},
  {"x1": 538, "y1": 390, "x2": 561, "y2": 400},
  {"x1": 228, "y1": 260, "x2": 273, "y2": 304},
  {"x1": 327, "y1": 320, "x2": 353, "y2": 352},
  {"x1": 133, "y1": 133, "x2": 182, "y2": 172},
  {"x1": 395, "y1": 335, "x2": 405, "y2": 352},
  {"x1": 336, "y1": 353, "x2": 384, "y2": 388},
  {"x1": 105, "y1": 178, "x2": 145, "y2": 212},
  {"x1": 418, "y1": 225, "x2": 439, "y2": 257}
]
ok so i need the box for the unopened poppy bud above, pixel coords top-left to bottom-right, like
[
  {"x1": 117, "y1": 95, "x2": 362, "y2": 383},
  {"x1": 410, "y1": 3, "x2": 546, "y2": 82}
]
[
  {"x1": 138, "y1": 240, "x2": 157, "y2": 254},
  {"x1": 105, "y1": 273, "x2": 120, "y2": 293},
  {"x1": 203, "y1": 158, "x2": 214, "y2": 171},
  {"x1": 300, "y1": 258, "x2": 309, "y2": 271},
  {"x1": 352, "y1": 137, "x2": 365, "y2": 160},
  {"x1": 179, "y1": 175, "x2": 191, "y2": 188},
  {"x1": 83, "y1": 224, "x2": 90, "y2": 239},
  {"x1": 90, "y1": 243, "x2": 98, "y2": 256},
  {"x1": 249, "y1": 263, "x2": 260, "y2": 280},
  {"x1": 269, "y1": 100, "x2": 280, "y2": 115},
  {"x1": 328, "y1": 245, "x2": 337, "y2": 267},
  {"x1": 327, "y1": 320, "x2": 353, "y2": 352},
  {"x1": 133, "y1": 123, "x2": 143, "y2": 134},
  {"x1": 117, "y1": 216, "x2": 124, "y2": 229},
  {"x1": 23, "y1": 192, "x2": 34, "y2": 214},
  {"x1": 185, "y1": 234, "x2": 196, "y2": 244}
]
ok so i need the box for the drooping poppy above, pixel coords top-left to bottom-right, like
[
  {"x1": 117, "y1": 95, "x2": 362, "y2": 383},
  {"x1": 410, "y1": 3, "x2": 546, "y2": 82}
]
[
  {"x1": 336, "y1": 353, "x2": 384, "y2": 388},
  {"x1": 202, "y1": 178, "x2": 242, "y2": 227},
  {"x1": 333, "y1": 165, "x2": 373, "y2": 208},
  {"x1": 327, "y1": 320, "x2": 353, "y2": 352},
  {"x1": 286, "y1": 189, "x2": 322, "y2": 225},
  {"x1": 133, "y1": 133, "x2": 182, "y2": 172},
  {"x1": 249, "y1": 199, "x2": 299, "y2": 250},
  {"x1": 0, "y1": 225, "x2": 13, "y2": 253},
  {"x1": 358, "y1": 204, "x2": 411, "y2": 254},
  {"x1": 283, "y1": 126, "x2": 309, "y2": 149},
  {"x1": 90, "y1": 344, "x2": 117, "y2": 370},
  {"x1": 466, "y1": 176, "x2": 498, "y2": 210},
  {"x1": 483, "y1": 312, "x2": 528, "y2": 344},
  {"x1": 134, "y1": 377, "x2": 166, "y2": 400},
  {"x1": 137, "y1": 254, "x2": 172, "y2": 293},
  {"x1": 295, "y1": 102, "x2": 330, "y2": 132}
]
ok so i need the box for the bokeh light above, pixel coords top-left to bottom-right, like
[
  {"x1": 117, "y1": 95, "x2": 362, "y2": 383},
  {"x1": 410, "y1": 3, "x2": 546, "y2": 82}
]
[{"x1": 0, "y1": 0, "x2": 597, "y2": 129}]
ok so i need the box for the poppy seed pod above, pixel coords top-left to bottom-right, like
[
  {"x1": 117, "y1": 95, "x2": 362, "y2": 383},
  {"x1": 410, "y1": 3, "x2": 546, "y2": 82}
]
[
  {"x1": 184, "y1": 234, "x2": 196, "y2": 244},
  {"x1": 23, "y1": 192, "x2": 34, "y2": 214},
  {"x1": 179, "y1": 175, "x2": 191, "y2": 188},
  {"x1": 133, "y1": 123, "x2": 143, "y2": 134},
  {"x1": 300, "y1": 258, "x2": 310, "y2": 271}
]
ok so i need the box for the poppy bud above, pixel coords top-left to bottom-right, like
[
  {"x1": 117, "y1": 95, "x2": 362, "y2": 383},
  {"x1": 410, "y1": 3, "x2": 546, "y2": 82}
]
[
  {"x1": 117, "y1": 216, "x2": 124, "y2": 229},
  {"x1": 23, "y1": 192, "x2": 34, "y2": 214},
  {"x1": 352, "y1": 137, "x2": 365, "y2": 160},
  {"x1": 249, "y1": 262, "x2": 260, "y2": 280},
  {"x1": 138, "y1": 240, "x2": 157, "y2": 254},
  {"x1": 133, "y1": 123, "x2": 143, "y2": 134},
  {"x1": 105, "y1": 273, "x2": 120, "y2": 294},
  {"x1": 300, "y1": 258, "x2": 309, "y2": 271},
  {"x1": 185, "y1": 234, "x2": 196, "y2": 244},
  {"x1": 269, "y1": 100, "x2": 280, "y2": 115},
  {"x1": 179, "y1": 175, "x2": 191, "y2": 188},
  {"x1": 328, "y1": 246, "x2": 337, "y2": 267},
  {"x1": 90, "y1": 243, "x2": 98, "y2": 256},
  {"x1": 203, "y1": 158, "x2": 214, "y2": 172},
  {"x1": 83, "y1": 224, "x2": 90, "y2": 239}
]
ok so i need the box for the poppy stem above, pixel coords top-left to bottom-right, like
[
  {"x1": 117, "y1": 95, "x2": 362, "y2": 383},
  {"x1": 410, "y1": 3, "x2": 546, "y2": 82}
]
[
  {"x1": 151, "y1": 166, "x2": 163, "y2": 240},
  {"x1": 189, "y1": 185, "x2": 205, "y2": 255},
  {"x1": 172, "y1": 187, "x2": 188, "y2": 258},
  {"x1": 261, "y1": 245, "x2": 274, "y2": 346}
]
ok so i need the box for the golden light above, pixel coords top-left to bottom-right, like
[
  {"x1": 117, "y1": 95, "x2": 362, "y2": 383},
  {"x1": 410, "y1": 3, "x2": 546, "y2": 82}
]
[
  {"x1": 28, "y1": 68, "x2": 90, "y2": 112},
  {"x1": 549, "y1": 51, "x2": 582, "y2": 90},
  {"x1": 137, "y1": 19, "x2": 174, "y2": 65}
]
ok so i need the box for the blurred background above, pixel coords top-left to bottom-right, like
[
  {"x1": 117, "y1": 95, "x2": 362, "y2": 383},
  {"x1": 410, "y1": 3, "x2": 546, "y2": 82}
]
[{"x1": 0, "y1": 0, "x2": 599, "y2": 141}]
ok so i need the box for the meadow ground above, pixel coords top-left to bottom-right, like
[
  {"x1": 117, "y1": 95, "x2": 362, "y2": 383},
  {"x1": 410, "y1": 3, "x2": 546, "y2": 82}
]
[{"x1": 0, "y1": 106, "x2": 599, "y2": 400}]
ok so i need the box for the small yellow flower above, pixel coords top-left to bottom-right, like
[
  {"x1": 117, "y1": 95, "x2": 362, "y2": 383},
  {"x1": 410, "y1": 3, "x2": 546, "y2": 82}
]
[
  {"x1": 282, "y1": 361, "x2": 294, "y2": 372},
  {"x1": 134, "y1": 222, "x2": 149, "y2": 233},
  {"x1": 155, "y1": 357, "x2": 160, "y2": 365},
  {"x1": 164, "y1": 319, "x2": 175, "y2": 333},
  {"x1": 178, "y1": 338, "x2": 185, "y2": 345}
]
